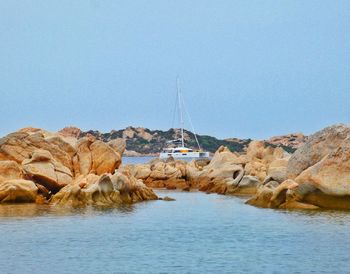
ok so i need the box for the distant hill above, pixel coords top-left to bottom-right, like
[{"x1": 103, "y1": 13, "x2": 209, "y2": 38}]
[{"x1": 63, "y1": 126, "x2": 307, "y2": 155}]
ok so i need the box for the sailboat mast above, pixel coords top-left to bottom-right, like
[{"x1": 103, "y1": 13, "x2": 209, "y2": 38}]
[{"x1": 177, "y1": 77, "x2": 185, "y2": 147}]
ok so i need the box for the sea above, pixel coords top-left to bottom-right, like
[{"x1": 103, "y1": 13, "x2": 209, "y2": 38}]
[{"x1": 0, "y1": 157, "x2": 350, "y2": 273}]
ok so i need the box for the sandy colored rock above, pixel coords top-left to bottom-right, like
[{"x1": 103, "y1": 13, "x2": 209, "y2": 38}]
[
  {"x1": 126, "y1": 164, "x2": 152, "y2": 180},
  {"x1": 295, "y1": 145, "x2": 350, "y2": 196},
  {"x1": 108, "y1": 138, "x2": 126, "y2": 156},
  {"x1": 287, "y1": 124, "x2": 350, "y2": 179},
  {"x1": 51, "y1": 172, "x2": 158, "y2": 207},
  {"x1": 73, "y1": 137, "x2": 93, "y2": 176},
  {"x1": 187, "y1": 146, "x2": 245, "y2": 194},
  {"x1": 246, "y1": 180, "x2": 279, "y2": 208},
  {"x1": 90, "y1": 141, "x2": 121, "y2": 175},
  {"x1": 267, "y1": 158, "x2": 289, "y2": 183},
  {"x1": 269, "y1": 179, "x2": 299, "y2": 208},
  {"x1": 0, "y1": 179, "x2": 38, "y2": 203},
  {"x1": 0, "y1": 160, "x2": 24, "y2": 180},
  {"x1": 227, "y1": 175, "x2": 260, "y2": 195},
  {"x1": 0, "y1": 131, "x2": 73, "y2": 171},
  {"x1": 22, "y1": 149, "x2": 73, "y2": 193},
  {"x1": 162, "y1": 196, "x2": 175, "y2": 201},
  {"x1": 73, "y1": 138, "x2": 122, "y2": 177},
  {"x1": 45, "y1": 136, "x2": 77, "y2": 158},
  {"x1": 58, "y1": 126, "x2": 82, "y2": 138},
  {"x1": 267, "y1": 133, "x2": 307, "y2": 150}
]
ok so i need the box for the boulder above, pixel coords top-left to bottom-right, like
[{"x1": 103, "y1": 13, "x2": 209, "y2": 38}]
[
  {"x1": 267, "y1": 158, "x2": 289, "y2": 183},
  {"x1": 73, "y1": 138, "x2": 121, "y2": 177},
  {"x1": 90, "y1": 141, "x2": 121, "y2": 175},
  {"x1": 0, "y1": 160, "x2": 24, "y2": 180},
  {"x1": 22, "y1": 149, "x2": 73, "y2": 193},
  {"x1": 0, "y1": 131, "x2": 73, "y2": 171},
  {"x1": 108, "y1": 138, "x2": 126, "y2": 156},
  {"x1": 187, "y1": 146, "x2": 245, "y2": 194},
  {"x1": 246, "y1": 180, "x2": 280, "y2": 208},
  {"x1": 287, "y1": 124, "x2": 350, "y2": 179},
  {"x1": 122, "y1": 158, "x2": 190, "y2": 190},
  {"x1": 0, "y1": 179, "x2": 38, "y2": 203},
  {"x1": 73, "y1": 137, "x2": 93, "y2": 176},
  {"x1": 227, "y1": 175, "x2": 260, "y2": 195},
  {"x1": 51, "y1": 172, "x2": 158, "y2": 206}
]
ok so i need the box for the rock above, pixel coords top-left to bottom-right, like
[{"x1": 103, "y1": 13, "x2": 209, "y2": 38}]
[
  {"x1": 90, "y1": 141, "x2": 121, "y2": 175},
  {"x1": 108, "y1": 138, "x2": 126, "y2": 156},
  {"x1": 227, "y1": 175, "x2": 260, "y2": 195},
  {"x1": 73, "y1": 137, "x2": 93, "y2": 176},
  {"x1": 267, "y1": 158, "x2": 289, "y2": 183},
  {"x1": 246, "y1": 180, "x2": 279, "y2": 208},
  {"x1": 287, "y1": 124, "x2": 350, "y2": 179},
  {"x1": 51, "y1": 172, "x2": 158, "y2": 206},
  {"x1": 295, "y1": 145, "x2": 350, "y2": 196},
  {"x1": 22, "y1": 149, "x2": 73, "y2": 193},
  {"x1": 185, "y1": 146, "x2": 246, "y2": 194},
  {"x1": 279, "y1": 124, "x2": 350, "y2": 210},
  {"x1": 162, "y1": 196, "x2": 175, "y2": 201},
  {"x1": 269, "y1": 179, "x2": 299, "y2": 208},
  {"x1": 267, "y1": 133, "x2": 307, "y2": 150},
  {"x1": 0, "y1": 131, "x2": 73, "y2": 171},
  {"x1": 45, "y1": 136, "x2": 77, "y2": 158},
  {"x1": 58, "y1": 126, "x2": 82, "y2": 138},
  {"x1": 0, "y1": 179, "x2": 38, "y2": 203},
  {"x1": 244, "y1": 141, "x2": 290, "y2": 182},
  {"x1": 126, "y1": 164, "x2": 152, "y2": 180},
  {"x1": 0, "y1": 160, "x2": 24, "y2": 180},
  {"x1": 73, "y1": 138, "x2": 122, "y2": 177}
]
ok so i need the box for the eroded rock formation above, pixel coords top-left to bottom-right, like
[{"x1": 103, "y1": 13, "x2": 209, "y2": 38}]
[
  {"x1": 248, "y1": 124, "x2": 350, "y2": 210},
  {"x1": 0, "y1": 127, "x2": 156, "y2": 205}
]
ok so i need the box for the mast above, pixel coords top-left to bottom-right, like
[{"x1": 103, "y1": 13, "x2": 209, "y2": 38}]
[{"x1": 177, "y1": 77, "x2": 185, "y2": 147}]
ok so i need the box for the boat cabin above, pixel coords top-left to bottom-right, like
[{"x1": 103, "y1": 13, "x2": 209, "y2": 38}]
[{"x1": 162, "y1": 147, "x2": 194, "y2": 153}]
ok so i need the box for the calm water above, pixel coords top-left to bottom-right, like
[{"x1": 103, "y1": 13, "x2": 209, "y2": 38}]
[
  {"x1": 122, "y1": 156, "x2": 156, "y2": 164},
  {"x1": 1, "y1": 190, "x2": 350, "y2": 274}
]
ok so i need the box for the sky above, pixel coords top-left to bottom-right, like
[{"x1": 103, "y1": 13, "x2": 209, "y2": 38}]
[{"x1": 1, "y1": 0, "x2": 350, "y2": 139}]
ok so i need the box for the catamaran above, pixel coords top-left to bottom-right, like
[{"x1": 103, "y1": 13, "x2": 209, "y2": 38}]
[{"x1": 159, "y1": 78, "x2": 210, "y2": 159}]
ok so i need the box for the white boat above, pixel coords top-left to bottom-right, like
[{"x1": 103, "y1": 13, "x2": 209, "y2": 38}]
[{"x1": 159, "y1": 78, "x2": 210, "y2": 159}]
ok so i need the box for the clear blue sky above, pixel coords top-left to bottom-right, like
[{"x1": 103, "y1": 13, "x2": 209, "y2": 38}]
[{"x1": 1, "y1": 0, "x2": 350, "y2": 139}]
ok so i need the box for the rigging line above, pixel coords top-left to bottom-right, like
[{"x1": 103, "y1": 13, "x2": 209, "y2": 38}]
[
  {"x1": 170, "y1": 86, "x2": 178, "y2": 131},
  {"x1": 181, "y1": 92, "x2": 201, "y2": 150}
]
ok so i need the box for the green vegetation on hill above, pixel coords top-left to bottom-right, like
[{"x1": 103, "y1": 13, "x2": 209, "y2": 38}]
[
  {"x1": 81, "y1": 127, "x2": 252, "y2": 154},
  {"x1": 80, "y1": 127, "x2": 299, "y2": 155}
]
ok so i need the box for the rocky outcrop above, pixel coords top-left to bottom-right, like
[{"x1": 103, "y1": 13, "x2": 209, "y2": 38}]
[
  {"x1": 22, "y1": 149, "x2": 73, "y2": 193},
  {"x1": 248, "y1": 124, "x2": 350, "y2": 210},
  {"x1": 187, "y1": 146, "x2": 245, "y2": 194},
  {"x1": 123, "y1": 158, "x2": 189, "y2": 190},
  {"x1": 287, "y1": 124, "x2": 350, "y2": 179},
  {"x1": 58, "y1": 126, "x2": 82, "y2": 138},
  {"x1": 0, "y1": 128, "x2": 136, "y2": 205},
  {"x1": 267, "y1": 133, "x2": 307, "y2": 151},
  {"x1": 73, "y1": 137, "x2": 122, "y2": 177},
  {"x1": 108, "y1": 139, "x2": 126, "y2": 156},
  {"x1": 0, "y1": 179, "x2": 38, "y2": 203},
  {"x1": 51, "y1": 172, "x2": 158, "y2": 206},
  {"x1": 123, "y1": 142, "x2": 289, "y2": 196},
  {"x1": 0, "y1": 160, "x2": 24, "y2": 180},
  {"x1": 186, "y1": 143, "x2": 289, "y2": 195},
  {"x1": 0, "y1": 130, "x2": 74, "y2": 171}
]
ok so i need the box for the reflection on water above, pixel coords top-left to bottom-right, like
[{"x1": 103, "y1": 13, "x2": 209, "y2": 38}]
[
  {"x1": 0, "y1": 203, "x2": 138, "y2": 218},
  {"x1": 1, "y1": 190, "x2": 350, "y2": 273}
]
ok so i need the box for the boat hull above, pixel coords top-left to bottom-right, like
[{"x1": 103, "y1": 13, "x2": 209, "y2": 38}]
[{"x1": 159, "y1": 151, "x2": 210, "y2": 159}]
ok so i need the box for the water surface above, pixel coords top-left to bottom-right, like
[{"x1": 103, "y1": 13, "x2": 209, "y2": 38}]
[{"x1": 1, "y1": 190, "x2": 350, "y2": 273}]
